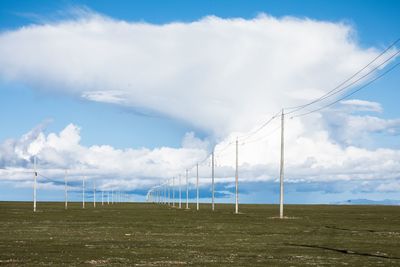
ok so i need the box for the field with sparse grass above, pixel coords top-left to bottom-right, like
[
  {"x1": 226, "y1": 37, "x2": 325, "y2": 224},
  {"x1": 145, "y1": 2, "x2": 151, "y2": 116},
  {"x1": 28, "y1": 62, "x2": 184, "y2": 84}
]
[{"x1": 0, "y1": 202, "x2": 399, "y2": 266}]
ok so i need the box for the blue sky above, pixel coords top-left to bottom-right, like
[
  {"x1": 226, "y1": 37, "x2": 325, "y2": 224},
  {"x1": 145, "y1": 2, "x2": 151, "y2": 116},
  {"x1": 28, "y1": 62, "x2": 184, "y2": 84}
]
[
  {"x1": 0, "y1": 0, "x2": 399, "y2": 147},
  {"x1": 0, "y1": 0, "x2": 399, "y2": 204}
]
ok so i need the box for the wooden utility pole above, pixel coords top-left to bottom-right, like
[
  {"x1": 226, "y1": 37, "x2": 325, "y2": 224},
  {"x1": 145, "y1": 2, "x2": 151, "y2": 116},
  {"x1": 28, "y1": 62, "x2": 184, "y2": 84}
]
[
  {"x1": 186, "y1": 169, "x2": 189, "y2": 209},
  {"x1": 163, "y1": 182, "x2": 168, "y2": 204},
  {"x1": 279, "y1": 109, "x2": 285, "y2": 219},
  {"x1": 212, "y1": 151, "x2": 215, "y2": 211},
  {"x1": 33, "y1": 156, "x2": 37, "y2": 212},
  {"x1": 196, "y1": 163, "x2": 199, "y2": 211},
  {"x1": 179, "y1": 175, "x2": 182, "y2": 208},
  {"x1": 172, "y1": 177, "x2": 175, "y2": 207},
  {"x1": 93, "y1": 179, "x2": 96, "y2": 208},
  {"x1": 168, "y1": 179, "x2": 171, "y2": 206},
  {"x1": 82, "y1": 176, "x2": 85, "y2": 209},
  {"x1": 64, "y1": 170, "x2": 68, "y2": 210},
  {"x1": 164, "y1": 182, "x2": 167, "y2": 204},
  {"x1": 235, "y1": 138, "x2": 239, "y2": 214}
]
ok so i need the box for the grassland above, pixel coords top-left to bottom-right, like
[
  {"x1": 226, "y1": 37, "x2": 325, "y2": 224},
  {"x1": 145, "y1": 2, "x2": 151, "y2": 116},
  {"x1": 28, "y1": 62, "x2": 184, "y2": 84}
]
[{"x1": 0, "y1": 202, "x2": 399, "y2": 266}]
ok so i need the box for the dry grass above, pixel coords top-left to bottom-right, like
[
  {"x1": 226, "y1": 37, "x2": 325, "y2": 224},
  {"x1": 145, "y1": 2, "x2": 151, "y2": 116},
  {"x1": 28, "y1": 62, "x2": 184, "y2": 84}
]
[{"x1": 0, "y1": 202, "x2": 399, "y2": 266}]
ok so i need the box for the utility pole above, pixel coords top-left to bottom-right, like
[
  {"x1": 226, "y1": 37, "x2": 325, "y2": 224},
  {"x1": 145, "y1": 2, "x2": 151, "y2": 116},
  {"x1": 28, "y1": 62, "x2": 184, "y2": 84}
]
[
  {"x1": 165, "y1": 183, "x2": 167, "y2": 204},
  {"x1": 212, "y1": 151, "x2": 215, "y2": 211},
  {"x1": 179, "y1": 175, "x2": 182, "y2": 208},
  {"x1": 196, "y1": 163, "x2": 199, "y2": 211},
  {"x1": 33, "y1": 156, "x2": 37, "y2": 212},
  {"x1": 172, "y1": 177, "x2": 175, "y2": 207},
  {"x1": 107, "y1": 191, "x2": 110, "y2": 205},
  {"x1": 82, "y1": 176, "x2": 85, "y2": 209},
  {"x1": 186, "y1": 169, "x2": 189, "y2": 209},
  {"x1": 64, "y1": 170, "x2": 68, "y2": 210},
  {"x1": 93, "y1": 179, "x2": 96, "y2": 208},
  {"x1": 167, "y1": 179, "x2": 171, "y2": 206},
  {"x1": 167, "y1": 181, "x2": 169, "y2": 205},
  {"x1": 235, "y1": 138, "x2": 239, "y2": 214},
  {"x1": 279, "y1": 109, "x2": 285, "y2": 219},
  {"x1": 164, "y1": 182, "x2": 167, "y2": 204}
]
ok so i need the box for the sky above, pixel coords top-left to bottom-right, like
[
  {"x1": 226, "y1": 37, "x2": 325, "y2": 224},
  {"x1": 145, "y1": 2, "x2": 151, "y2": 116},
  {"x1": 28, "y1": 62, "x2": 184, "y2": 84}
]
[{"x1": 0, "y1": 0, "x2": 399, "y2": 204}]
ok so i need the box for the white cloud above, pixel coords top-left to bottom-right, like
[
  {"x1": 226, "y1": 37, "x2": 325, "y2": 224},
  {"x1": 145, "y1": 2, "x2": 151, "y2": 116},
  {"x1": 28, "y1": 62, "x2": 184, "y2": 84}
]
[
  {"x1": 0, "y1": 123, "x2": 209, "y2": 191},
  {"x1": 340, "y1": 99, "x2": 383, "y2": 112},
  {"x1": 0, "y1": 12, "x2": 388, "y2": 138},
  {"x1": 0, "y1": 122, "x2": 399, "y2": 193},
  {"x1": 181, "y1": 132, "x2": 210, "y2": 150},
  {"x1": 0, "y1": 12, "x2": 399, "y2": 197},
  {"x1": 322, "y1": 105, "x2": 400, "y2": 146},
  {"x1": 376, "y1": 181, "x2": 400, "y2": 193}
]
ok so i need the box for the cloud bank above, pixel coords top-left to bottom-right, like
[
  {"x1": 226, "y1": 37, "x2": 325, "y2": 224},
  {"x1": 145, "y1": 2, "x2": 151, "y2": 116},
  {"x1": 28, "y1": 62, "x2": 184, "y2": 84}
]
[
  {"x1": 0, "y1": 11, "x2": 383, "y2": 137},
  {"x1": 0, "y1": 113, "x2": 399, "y2": 195},
  {"x1": 0, "y1": 11, "x2": 399, "y2": 199}
]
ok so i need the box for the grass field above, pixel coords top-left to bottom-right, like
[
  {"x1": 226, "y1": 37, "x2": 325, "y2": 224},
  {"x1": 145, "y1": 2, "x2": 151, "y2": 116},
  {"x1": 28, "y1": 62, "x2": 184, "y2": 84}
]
[{"x1": 0, "y1": 202, "x2": 399, "y2": 266}]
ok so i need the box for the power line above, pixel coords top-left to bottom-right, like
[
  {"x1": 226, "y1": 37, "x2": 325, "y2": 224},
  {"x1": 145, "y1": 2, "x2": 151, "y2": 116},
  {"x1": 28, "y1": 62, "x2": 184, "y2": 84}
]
[
  {"x1": 291, "y1": 61, "x2": 400, "y2": 118},
  {"x1": 155, "y1": 38, "x2": 400, "y2": 210},
  {"x1": 285, "y1": 49, "x2": 400, "y2": 116},
  {"x1": 284, "y1": 38, "x2": 400, "y2": 113},
  {"x1": 198, "y1": 152, "x2": 212, "y2": 165},
  {"x1": 179, "y1": 55, "x2": 398, "y2": 185},
  {"x1": 241, "y1": 125, "x2": 281, "y2": 146},
  {"x1": 237, "y1": 111, "x2": 281, "y2": 141},
  {"x1": 214, "y1": 141, "x2": 234, "y2": 156},
  {"x1": 214, "y1": 148, "x2": 234, "y2": 159},
  {"x1": 227, "y1": 38, "x2": 400, "y2": 144},
  {"x1": 37, "y1": 173, "x2": 60, "y2": 184}
]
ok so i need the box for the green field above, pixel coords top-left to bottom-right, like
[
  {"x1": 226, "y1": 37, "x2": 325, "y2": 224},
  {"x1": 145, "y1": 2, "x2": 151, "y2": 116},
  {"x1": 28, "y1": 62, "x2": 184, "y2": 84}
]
[{"x1": 0, "y1": 202, "x2": 399, "y2": 266}]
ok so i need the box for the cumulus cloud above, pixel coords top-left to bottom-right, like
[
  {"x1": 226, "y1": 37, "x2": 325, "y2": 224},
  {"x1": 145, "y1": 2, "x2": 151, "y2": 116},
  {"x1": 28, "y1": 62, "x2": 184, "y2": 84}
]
[
  {"x1": 181, "y1": 132, "x2": 210, "y2": 150},
  {"x1": 0, "y1": 11, "x2": 388, "y2": 138},
  {"x1": 0, "y1": 121, "x2": 399, "y2": 193},
  {"x1": 376, "y1": 181, "x2": 400, "y2": 193},
  {"x1": 340, "y1": 99, "x2": 383, "y2": 113},
  {"x1": 0, "y1": 123, "x2": 209, "y2": 190},
  {"x1": 322, "y1": 101, "x2": 400, "y2": 146},
  {"x1": 0, "y1": 11, "x2": 399, "y2": 198}
]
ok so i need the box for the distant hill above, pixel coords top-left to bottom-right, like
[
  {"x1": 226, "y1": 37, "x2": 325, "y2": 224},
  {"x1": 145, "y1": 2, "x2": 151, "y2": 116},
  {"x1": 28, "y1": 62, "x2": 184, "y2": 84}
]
[{"x1": 333, "y1": 199, "x2": 400, "y2": 205}]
